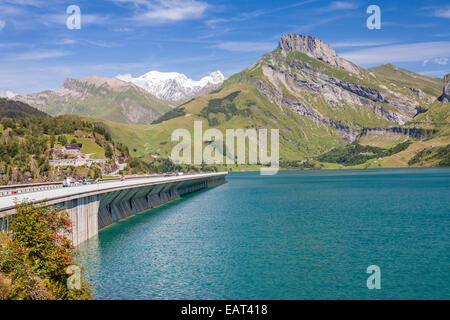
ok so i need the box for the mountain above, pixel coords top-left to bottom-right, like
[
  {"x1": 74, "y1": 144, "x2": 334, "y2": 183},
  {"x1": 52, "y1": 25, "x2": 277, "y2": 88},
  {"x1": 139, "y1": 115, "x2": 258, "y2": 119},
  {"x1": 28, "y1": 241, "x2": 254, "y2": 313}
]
[
  {"x1": 0, "y1": 98, "x2": 48, "y2": 119},
  {"x1": 13, "y1": 76, "x2": 172, "y2": 125},
  {"x1": 103, "y1": 34, "x2": 449, "y2": 168},
  {"x1": 116, "y1": 70, "x2": 225, "y2": 102},
  {"x1": 0, "y1": 90, "x2": 18, "y2": 98},
  {"x1": 438, "y1": 74, "x2": 449, "y2": 103}
]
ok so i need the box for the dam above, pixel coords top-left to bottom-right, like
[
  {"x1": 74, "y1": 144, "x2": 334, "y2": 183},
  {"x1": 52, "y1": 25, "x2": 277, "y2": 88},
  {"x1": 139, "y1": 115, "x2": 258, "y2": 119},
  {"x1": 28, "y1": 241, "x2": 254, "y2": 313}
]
[{"x1": 0, "y1": 172, "x2": 227, "y2": 246}]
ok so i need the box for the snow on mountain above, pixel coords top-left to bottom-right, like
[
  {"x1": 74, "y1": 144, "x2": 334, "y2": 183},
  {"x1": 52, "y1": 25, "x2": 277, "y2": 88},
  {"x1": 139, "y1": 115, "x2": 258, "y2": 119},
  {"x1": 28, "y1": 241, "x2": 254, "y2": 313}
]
[
  {"x1": 0, "y1": 90, "x2": 18, "y2": 98},
  {"x1": 116, "y1": 70, "x2": 225, "y2": 101}
]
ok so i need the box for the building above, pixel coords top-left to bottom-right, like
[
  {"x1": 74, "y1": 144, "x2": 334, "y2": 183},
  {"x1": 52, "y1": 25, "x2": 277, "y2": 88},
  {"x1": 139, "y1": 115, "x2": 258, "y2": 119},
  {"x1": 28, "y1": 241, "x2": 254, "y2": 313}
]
[{"x1": 65, "y1": 143, "x2": 83, "y2": 150}]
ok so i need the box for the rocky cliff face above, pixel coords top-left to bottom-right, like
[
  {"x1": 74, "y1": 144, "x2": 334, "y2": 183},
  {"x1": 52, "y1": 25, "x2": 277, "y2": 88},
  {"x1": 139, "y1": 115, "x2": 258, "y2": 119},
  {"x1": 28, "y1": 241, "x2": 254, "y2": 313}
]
[
  {"x1": 278, "y1": 34, "x2": 360, "y2": 74},
  {"x1": 438, "y1": 74, "x2": 450, "y2": 103},
  {"x1": 360, "y1": 127, "x2": 437, "y2": 140}
]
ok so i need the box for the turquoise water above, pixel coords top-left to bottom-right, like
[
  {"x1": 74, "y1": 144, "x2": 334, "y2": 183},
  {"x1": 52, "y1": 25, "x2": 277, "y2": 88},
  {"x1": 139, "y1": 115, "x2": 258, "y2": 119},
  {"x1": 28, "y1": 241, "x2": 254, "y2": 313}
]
[{"x1": 79, "y1": 168, "x2": 450, "y2": 299}]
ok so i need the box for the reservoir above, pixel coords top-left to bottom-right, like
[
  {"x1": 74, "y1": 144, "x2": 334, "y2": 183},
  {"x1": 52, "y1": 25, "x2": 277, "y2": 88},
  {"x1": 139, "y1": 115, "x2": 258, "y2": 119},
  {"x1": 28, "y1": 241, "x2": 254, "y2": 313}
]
[{"x1": 79, "y1": 168, "x2": 450, "y2": 299}]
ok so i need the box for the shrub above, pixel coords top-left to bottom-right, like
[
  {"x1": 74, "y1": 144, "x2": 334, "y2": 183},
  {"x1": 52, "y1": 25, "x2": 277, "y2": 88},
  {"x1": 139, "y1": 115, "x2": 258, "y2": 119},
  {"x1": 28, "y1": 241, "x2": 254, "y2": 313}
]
[{"x1": 0, "y1": 202, "x2": 92, "y2": 300}]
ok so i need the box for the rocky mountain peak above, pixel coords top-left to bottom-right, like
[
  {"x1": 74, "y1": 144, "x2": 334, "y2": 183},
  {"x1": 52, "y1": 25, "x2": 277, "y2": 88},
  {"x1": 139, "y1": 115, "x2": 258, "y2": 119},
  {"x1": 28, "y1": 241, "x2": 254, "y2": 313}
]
[
  {"x1": 277, "y1": 33, "x2": 360, "y2": 74},
  {"x1": 208, "y1": 70, "x2": 226, "y2": 84},
  {"x1": 438, "y1": 74, "x2": 450, "y2": 103}
]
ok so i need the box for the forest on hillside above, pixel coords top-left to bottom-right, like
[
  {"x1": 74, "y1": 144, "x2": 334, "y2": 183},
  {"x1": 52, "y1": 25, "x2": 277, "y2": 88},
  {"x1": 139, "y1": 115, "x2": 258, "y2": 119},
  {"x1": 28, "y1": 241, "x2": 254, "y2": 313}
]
[
  {"x1": 0, "y1": 98, "x2": 48, "y2": 119},
  {"x1": 0, "y1": 115, "x2": 129, "y2": 184}
]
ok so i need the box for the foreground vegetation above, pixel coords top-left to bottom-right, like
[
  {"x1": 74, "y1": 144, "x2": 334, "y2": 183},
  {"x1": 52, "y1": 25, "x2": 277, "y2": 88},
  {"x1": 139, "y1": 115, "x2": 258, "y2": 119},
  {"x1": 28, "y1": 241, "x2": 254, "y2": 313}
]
[{"x1": 0, "y1": 203, "x2": 92, "y2": 300}]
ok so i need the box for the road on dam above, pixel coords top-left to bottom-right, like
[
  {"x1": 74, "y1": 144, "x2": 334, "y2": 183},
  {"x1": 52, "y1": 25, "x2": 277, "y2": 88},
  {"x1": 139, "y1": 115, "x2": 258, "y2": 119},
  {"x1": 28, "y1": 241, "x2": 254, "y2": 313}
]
[{"x1": 0, "y1": 172, "x2": 227, "y2": 215}]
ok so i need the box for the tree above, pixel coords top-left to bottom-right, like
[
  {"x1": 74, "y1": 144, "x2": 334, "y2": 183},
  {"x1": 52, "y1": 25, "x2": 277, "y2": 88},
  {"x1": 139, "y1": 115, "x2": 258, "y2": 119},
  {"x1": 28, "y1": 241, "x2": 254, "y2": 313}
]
[
  {"x1": 57, "y1": 135, "x2": 68, "y2": 146},
  {"x1": 93, "y1": 167, "x2": 102, "y2": 179},
  {"x1": 105, "y1": 144, "x2": 113, "y2": 159},
  {"x1": 50, "y1": 135, "x2": 56, "y2": 149}
]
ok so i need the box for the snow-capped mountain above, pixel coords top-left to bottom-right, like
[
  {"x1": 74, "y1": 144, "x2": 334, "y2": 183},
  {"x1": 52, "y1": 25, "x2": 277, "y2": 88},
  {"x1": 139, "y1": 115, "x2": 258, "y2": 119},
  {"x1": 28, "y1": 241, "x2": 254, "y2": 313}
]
[{"x1": 116, "y1": 70, "x2": 225, "y2": 101}]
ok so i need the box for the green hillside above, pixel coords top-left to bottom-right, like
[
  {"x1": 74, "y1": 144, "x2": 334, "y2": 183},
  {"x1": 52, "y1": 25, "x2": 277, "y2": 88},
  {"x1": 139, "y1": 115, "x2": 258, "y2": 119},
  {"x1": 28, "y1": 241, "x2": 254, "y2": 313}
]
[
  {"x1": 0, "y1": 98, "x2": 48, "y2": 119},
  {"x1": 14, "y1": 76, "x2": 173, "y2": 125},
  {"x1": 369, "y1": 64, "x2": 443, "y2": 97}
]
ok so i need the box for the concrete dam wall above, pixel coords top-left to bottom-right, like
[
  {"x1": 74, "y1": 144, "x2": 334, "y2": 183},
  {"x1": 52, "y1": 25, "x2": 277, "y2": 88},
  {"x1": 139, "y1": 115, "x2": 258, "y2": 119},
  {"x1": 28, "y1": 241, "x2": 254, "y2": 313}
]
[{"x1": 0, "y1": 173, "x2": 227, "y2": 246}]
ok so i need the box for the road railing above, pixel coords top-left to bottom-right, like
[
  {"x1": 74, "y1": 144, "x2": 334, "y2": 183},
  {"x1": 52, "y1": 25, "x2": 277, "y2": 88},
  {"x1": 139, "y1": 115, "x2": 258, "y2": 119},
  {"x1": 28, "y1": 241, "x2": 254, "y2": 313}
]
[{"x1": 0, "y1": 173, "x2": 200, "y2": 197}]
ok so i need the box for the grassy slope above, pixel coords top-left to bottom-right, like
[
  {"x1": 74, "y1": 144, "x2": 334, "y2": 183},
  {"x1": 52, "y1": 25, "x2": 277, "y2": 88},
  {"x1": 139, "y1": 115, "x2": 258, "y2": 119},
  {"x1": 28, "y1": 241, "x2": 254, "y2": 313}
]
[
  {"x1": 358, "y1": 133, "x2": 410, "y2": 148},
  {"x1": 369, "y1": 64, "x2": 443, "y2": 97},
  {"x1": 344, "y1": 64, "x2": 449, "y2": 167},
  {"x1": 60, "y1": 134, "x2": 106, "y2": 159},
  {"x1": 35, "y1": 84, "x2": 172, "y2": 124}
]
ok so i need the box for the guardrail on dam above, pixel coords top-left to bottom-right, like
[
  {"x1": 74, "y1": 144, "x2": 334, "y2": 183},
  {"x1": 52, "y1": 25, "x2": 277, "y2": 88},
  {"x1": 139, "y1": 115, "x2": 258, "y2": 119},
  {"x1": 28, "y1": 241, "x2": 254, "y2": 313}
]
[{"x1": 0, "y1": 172, "x2": 228, "y2": 246}]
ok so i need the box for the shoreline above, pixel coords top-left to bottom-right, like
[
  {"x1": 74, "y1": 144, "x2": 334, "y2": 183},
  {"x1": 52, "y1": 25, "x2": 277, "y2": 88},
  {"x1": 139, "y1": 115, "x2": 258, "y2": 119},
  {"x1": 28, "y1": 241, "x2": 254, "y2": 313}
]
[{"x1": 220, "y1": 164, "x2": 450, "y2": 174}]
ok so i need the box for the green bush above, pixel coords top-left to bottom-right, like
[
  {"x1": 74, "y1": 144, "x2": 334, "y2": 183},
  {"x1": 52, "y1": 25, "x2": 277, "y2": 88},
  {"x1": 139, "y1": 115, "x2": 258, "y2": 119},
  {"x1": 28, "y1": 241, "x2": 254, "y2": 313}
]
[{"x1": 0, "y1": 202, "x2": 92, "y2": 300}]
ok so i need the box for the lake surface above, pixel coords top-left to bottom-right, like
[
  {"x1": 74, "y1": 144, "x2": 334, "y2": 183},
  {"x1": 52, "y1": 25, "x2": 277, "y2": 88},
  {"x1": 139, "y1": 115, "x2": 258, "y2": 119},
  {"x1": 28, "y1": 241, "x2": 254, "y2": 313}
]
[{"x1": 78, "y1": 168, "x2": 450, "y2": 299}]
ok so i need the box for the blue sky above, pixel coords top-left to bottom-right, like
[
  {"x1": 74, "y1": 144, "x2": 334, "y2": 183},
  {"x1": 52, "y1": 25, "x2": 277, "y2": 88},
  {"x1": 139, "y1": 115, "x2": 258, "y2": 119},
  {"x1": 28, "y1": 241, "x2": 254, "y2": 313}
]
[{"x1": 0, "y1": 0, "x2": 449, "y2": 95}]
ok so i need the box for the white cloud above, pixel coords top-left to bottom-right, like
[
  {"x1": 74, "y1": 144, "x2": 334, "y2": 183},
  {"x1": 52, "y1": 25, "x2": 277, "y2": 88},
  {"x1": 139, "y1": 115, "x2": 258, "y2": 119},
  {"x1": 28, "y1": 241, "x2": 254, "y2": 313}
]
[
  {"x1": 205, "y1": 0, "x2": 315, "y2": 28},
  {"x1": 57, "y1": 39, "x2": 76, "y2": 45},
  {"x1": 0, "y1": 3, "x2": 29, "y2": 16},
  {"x1": 56, "y1": 39, "x2": 112, "y2": 47},
  {"x1": 126, "y1": 0, "x2": 209, "y2": 24},
  {"x1": 294, "y1": 14, "x2": 350, "y2": 33},
  {"x1": 331, "y1": 40, "x2": 397, "y2": 48},
  {"x1": 0, "y1": 42, "x2": 28, "y2": 48},
  {"x1": 8, "y1": 50, "x2": 70, "y2": 61},
  {"x1": 434, "y1": 6, "x2": 450, "y2": 18},
  {"x1": 1, "y1": 0, "x2": 43, "y2": 6},
  {"x1": 0, "y1": 20, "x2": 5, "y2": 31},
  {"x1": 319, "y1": 1, "x2": 358, "y2": 12},
  {"x1": 341, "y1": 41, "x2": 450, "y2": 65},
  {"x1": 210, "y1": 41, "x2": 276, "y2": 53},
  {"x1": 419, "y1": 70, "x2": 450, "y2": 77},
  {"x1": 433, "y1": 57, "x2": 448, "y2": 65},
  {"x1": 85, "y1": 40, "x2": 113, "y2": 48},
  {"x1": 0, "y1": 90, "x2": 18, "y2": 98},
  {"x1": 113, "y1": 27, "x2": 134, "y2": 32}
]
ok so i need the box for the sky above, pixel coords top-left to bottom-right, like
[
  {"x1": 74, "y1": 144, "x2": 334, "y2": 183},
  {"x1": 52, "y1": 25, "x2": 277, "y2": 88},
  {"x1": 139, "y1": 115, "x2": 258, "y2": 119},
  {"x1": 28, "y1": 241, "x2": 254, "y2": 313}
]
[{"x1": 0, "y1": 0, "x2": 449, "y2": 95}]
